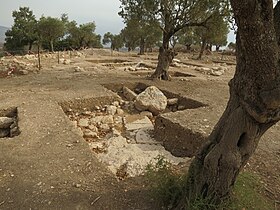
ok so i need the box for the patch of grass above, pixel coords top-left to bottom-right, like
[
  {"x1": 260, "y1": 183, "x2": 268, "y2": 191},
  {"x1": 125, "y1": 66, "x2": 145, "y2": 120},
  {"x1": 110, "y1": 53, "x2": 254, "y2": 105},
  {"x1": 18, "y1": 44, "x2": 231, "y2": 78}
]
[
  {"x1": 146, "y1": 157, "x2": 274, "y2": 210},
  {"x1": 145, "y1": 156, "x2": 186, "y2": 209},
  {"x1": 229, "y1": 172, "x2": 274, "y2": 210}
]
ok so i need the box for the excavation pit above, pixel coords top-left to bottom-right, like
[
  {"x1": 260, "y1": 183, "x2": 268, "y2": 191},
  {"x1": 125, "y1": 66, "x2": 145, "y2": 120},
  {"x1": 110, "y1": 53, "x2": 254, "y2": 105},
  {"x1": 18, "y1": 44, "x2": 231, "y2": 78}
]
[
  {"x1": 103, "y1": 82, "x2": 210, "y2": 158},
  {"x1": 0, "y1": 107, "x2": 20, "y2": 138},
  {"x1": 103, "y1": 82, "x2": 206, "y2": 113},
  {"x1": 61, "y1": 95, "x2": 191, "y2": 180}
]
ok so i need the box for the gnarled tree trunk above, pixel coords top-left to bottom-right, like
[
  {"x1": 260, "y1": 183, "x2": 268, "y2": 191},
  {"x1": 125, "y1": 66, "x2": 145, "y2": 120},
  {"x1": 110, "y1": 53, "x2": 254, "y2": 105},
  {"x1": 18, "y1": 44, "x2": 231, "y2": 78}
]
[
  {"x1": 181, "y1": 0, "x2": 280, "y2": 207},
  {"x1": 151, "y1": 32, "x2": 176, "y2": 80}
]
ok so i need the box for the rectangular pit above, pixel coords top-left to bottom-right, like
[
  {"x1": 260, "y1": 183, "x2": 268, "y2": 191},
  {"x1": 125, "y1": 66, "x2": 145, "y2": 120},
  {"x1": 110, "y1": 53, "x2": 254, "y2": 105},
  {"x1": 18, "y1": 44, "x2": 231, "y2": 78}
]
[
  {"x1": 103, "y1": 82, "x2": 209, "y2": 157},
  {"x1": 103, "y1": 82, "x2": 206, "y2": 113}
]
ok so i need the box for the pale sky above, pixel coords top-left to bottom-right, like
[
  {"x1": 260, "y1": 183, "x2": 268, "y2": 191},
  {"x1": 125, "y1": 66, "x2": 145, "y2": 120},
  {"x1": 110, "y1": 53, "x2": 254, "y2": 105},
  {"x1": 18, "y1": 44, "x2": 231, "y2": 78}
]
[
  {"x1": 0, "y1": 0, "x2": 125, "y2": 35},
  {"x1": 0, "y1": 0, "x2": 235, "y2": 42}
]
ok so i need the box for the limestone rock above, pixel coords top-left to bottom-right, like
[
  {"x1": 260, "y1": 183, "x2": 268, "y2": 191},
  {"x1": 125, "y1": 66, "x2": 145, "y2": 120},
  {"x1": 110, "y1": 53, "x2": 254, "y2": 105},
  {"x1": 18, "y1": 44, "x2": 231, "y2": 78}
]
[
  {"x1": 122, "y1": 86, "x2": 137, "y2": 101},
  {"x1": 125, "y1": 116, "x2": 153, "y2": 131},
  {"x1": 0, "y1": 117, "x2": 14, "y2": 129},
  {"x1": 99, "y1": 123, "x2": 110, "y2": 132},
  {"x1": 106, "y1": 105, "x2": 117, "y2": 115},
  {"x1": 116, "y1": 108, "x2": 124, "y2": 115},
  {"x1": 140, "y1": 111, "x2": 153, "y2": 119},
  {"x1": 134, "y1": 86, "x2": 167, "y2": 115},
  {"x1": 83, "y1": 129, "x2": 99, "y2": 138},
  {"x1": 78, "y1": 118, "x2": 89, "y2": 127},
  {"x1": 167, "y1": 98, "x2": 178, "y2": 106},
  {"x1": 135, "y1": 128, "x2": 156, "y2": 144}
]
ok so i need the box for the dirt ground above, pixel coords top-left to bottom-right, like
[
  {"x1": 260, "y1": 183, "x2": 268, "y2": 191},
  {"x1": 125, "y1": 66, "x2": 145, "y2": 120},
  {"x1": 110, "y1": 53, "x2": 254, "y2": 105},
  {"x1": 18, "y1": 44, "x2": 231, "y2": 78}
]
[{"x1": 0, "y1": 49, "x2": 279, "y2": 210}]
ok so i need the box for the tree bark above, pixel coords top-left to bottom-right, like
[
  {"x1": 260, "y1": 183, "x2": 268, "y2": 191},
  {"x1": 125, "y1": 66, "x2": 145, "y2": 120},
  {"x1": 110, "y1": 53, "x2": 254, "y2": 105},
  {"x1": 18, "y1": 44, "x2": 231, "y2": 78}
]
[
  {"x1": 198, "y1": 38, "x2": 207, "y2": 60},
  {"x1": 151, "y1": 32, "x2": 176, "y2": 80},
  {"x1": 181, "y1": 0, "x2": 280, "y2": 207},
  {"x1": 139, "y1": 37, "x2": 145, "y2": 55},
  {"x1": 50, "y1": 40, "x2": 54, "y2": 52}
]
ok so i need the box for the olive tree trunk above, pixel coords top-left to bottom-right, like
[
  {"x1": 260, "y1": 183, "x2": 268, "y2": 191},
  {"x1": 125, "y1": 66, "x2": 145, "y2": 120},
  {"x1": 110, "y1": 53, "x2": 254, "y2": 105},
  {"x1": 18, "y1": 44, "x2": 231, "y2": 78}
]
[
  {"x1": 151, "y1": 32, "x2": 176, "y2": 80},
  {"x1": 182, "y1": 0, "x2": 280, "y2": 207}
]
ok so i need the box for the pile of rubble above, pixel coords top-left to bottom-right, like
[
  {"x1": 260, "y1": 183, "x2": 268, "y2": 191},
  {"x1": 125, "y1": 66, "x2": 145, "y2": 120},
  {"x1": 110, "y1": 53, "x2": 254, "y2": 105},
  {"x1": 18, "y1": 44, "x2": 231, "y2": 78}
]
[
  {"x1": 194, "y1": 64, "x2": 228, "y2": 76},
  {"x1": 0, "y1": 55, "x2": 38, "y2": 77},
  {"x1": 0, "y1": 116, "x2": 20, "y2": 138},
  {"x1": 66, "y1": 86, "x2": 188, "y2": 179}
]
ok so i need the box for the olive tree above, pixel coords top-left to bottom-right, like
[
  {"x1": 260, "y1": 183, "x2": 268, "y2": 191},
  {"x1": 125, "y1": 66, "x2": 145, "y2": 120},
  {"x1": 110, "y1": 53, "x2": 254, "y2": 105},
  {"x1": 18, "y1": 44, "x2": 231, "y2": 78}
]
[{"x1": 182, "y1": 0, "x2": 280, "y2": 207}]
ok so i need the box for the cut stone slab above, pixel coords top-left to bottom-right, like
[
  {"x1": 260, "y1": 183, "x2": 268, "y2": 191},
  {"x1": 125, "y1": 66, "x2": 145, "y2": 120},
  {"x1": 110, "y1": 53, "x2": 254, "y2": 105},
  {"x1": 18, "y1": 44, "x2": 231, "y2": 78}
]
[
  {"x1": 124, "y1": 116, "x2": 153, "y2": 131},
  {"x1": 0, "y1": 117, "x2": 14, "y2": 129},
  {"x1": 135, "y1": 128, "x2": 158, "y2": 144},
  {"x1": 154, "y1": 107, "x2": 219, "y2": 157}
]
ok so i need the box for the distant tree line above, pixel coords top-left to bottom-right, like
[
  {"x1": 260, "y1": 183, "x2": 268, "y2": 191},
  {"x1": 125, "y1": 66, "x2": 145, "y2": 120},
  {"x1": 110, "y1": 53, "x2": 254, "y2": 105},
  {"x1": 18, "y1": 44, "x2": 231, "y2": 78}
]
[{"x1": 4, "y1": 7, "x2": 103, "y2": 54}]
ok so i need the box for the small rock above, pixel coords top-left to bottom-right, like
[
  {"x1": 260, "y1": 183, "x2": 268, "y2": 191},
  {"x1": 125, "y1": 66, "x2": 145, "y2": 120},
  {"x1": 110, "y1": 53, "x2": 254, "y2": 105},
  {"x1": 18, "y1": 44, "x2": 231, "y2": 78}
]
[
  {"x1": 112, "y1": 101, "x2": 120, "y2": 107},
  {"x1": 101, "y1": 115, "x2": 114, "y2": 124},
  {"x1": 112, "y1": 128, "x2": 121, "y2": 136},
  {"x1": 78, "y1": 118, "x2": 89, "y2": 127},
  {"x1": 0, "y1": 117, "x2": 14, "y2": 129},
  {"x1": 10, "y1": 127, "x2": 20, "y2": 137},
  {"x1": 106, "y1": 105, "x2": 117, "y2": 115},
  {"x1": 89, "y1": 142, "x2": 106, "y2": 151},
  {"x1": 74, "y1": 66, "x2": 85, "y2": 72},
  {"x1": 116, "y1": 108, "x2": 124, "y2": 115},
  {"x1": 63, "y1": 59, "x2": 71, "y2": 65},
  {"x1": 99, "y1": 124, "x2": 110, "y2": 132},
  {"x1": 84, "y1": 129, "x2": 99, "y2": 138},
  {"x1": 122, "y1": 86, "x2": 137, "y2": 101},
  {"x1": 140, "y1": 111, "x2": 153, "y2": 119},
  {"x1": 88, "y1": 124, "x2": 98, "y2": 132},
  {"x1": 75, "y1": 183, "x2": 81, "y2": 188},
  {"x1": 19, "y1": 70, "x2": 29, "y2": 75},
  {"x1": 167, "y1": 98, "x2": 178, "y2": 106}
]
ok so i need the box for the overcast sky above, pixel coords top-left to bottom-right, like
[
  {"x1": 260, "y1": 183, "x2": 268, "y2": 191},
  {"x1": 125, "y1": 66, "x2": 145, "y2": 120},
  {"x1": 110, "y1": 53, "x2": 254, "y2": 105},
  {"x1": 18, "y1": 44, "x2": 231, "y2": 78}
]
[
  {"x1": 0, "y1": 0, "x2": 125, "y2": 35},
  {"x1": 0, "y1": 0, "x2": 235, "y2": 42}
]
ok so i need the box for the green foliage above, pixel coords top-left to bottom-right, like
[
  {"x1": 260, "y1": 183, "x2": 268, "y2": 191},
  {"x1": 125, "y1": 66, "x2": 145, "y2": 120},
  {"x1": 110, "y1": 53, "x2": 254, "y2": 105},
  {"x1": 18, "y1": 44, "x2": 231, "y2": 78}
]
[
  {"x1": 4, "y1": 7, "x2": 102, "y2": 53},
  {"x1": 66, "y1": 21, "x2": 101, "y2": 49},
  {"x1": 195, "y1": 13, "x2": 229, "y2": 48},
  {"x1": 37, "y1": 16, "x2": 65, "y2": 52},
  {"x1": 229, "y1": 172, "x2": 274, "y2": 210},
  {"x1": 4, "y1": 7, "x2": 37, "y2": 52},
  {"x1": 119, "y1": 0, "x2": 230, "y2": 50},
  {"x1": 146, "y1": 156, "x2": 187, "y2": 209},
  {"x1": 146, "y1": 157, "x2": 273, "y2": 210},
  {"x1": 103, "y1": 32, "x2": 123, "y2": 51}
]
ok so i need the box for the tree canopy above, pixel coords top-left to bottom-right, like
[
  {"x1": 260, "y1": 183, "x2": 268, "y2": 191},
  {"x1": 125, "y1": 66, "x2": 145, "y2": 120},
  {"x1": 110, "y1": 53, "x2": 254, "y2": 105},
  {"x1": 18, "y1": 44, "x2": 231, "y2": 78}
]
[
  {"x1": 4, "y1": 7, "x2": 37, "y2": 52},
  {"x1": 119, "y1": 0, "x2": 230, "y2": 80},
  {"x1": 4, "y1": 7, "x2": 103, "y2": 53}
]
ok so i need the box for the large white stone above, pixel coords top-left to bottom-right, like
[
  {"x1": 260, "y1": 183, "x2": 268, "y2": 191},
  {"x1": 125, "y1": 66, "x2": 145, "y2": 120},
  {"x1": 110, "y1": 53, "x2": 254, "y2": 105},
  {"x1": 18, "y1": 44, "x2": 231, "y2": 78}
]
[{"x1": 134, "y1": 86, "x2": 167, "y2": 115}]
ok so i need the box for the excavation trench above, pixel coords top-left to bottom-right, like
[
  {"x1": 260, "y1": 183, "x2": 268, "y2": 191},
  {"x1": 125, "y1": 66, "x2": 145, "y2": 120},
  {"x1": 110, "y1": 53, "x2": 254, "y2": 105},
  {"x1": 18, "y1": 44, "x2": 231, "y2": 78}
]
[{"x1": 61, "y1": 84, "x2": 207, "y2": 179}]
